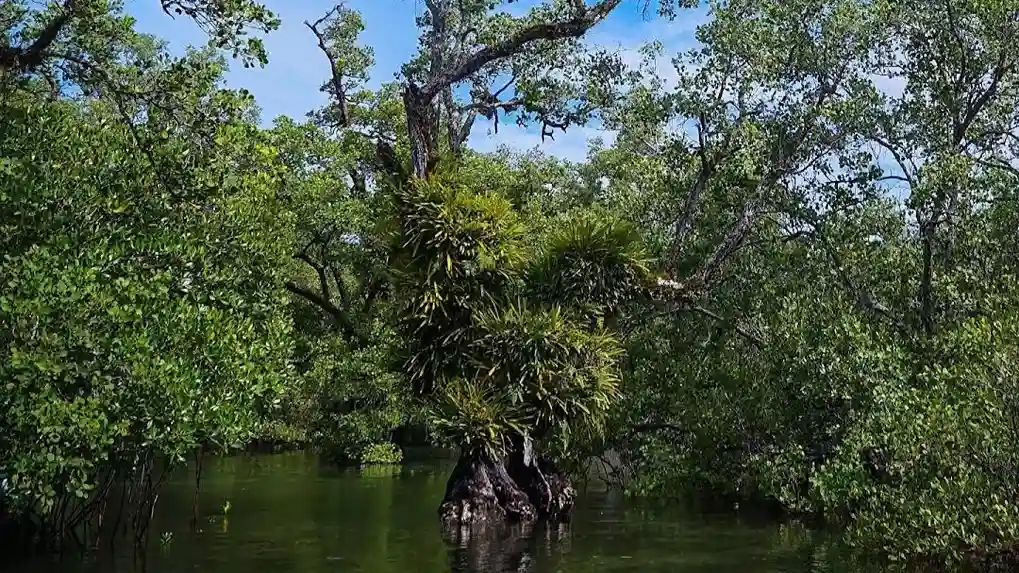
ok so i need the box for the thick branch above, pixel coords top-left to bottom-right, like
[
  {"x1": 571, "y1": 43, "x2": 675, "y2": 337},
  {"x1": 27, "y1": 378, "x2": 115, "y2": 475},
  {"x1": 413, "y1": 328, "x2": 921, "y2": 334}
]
[
  {"x1": 417, "y1": 0, "x2": 621, "y2": 102},
  {"x1": 349, "y1": 168, "x2": 367, "y2": 195},
  {"x1": 285, "y1": 280, "x2": 363, "y2": 345},
  {"x1": 463, "y1": 97, "x2": 524, "y2": 114},
  {"x1": 0, "y1": 0, "x2": 76, "y2": 72},
  {"x1": 403, "y1": 0, "x2": 622, "y2": 178},
  {"x1": 331, "y1": 267, "x2": 352, "y2": 310},
  {"x1": 297, "y1": 253, "x2": 332, "y2": 304},
  {"x1": 684, "y1": 200, "x2": 760, "y2": 295},
  {"x1": 359, "y1": 275, "x2": 384, "y2": 315}
]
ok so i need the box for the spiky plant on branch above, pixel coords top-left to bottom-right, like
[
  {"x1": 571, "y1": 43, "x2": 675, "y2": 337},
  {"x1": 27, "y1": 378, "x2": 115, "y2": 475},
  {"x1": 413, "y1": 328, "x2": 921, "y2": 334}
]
[{"x1": 390, "y1": 170, "x2": 649, "y2": 525}]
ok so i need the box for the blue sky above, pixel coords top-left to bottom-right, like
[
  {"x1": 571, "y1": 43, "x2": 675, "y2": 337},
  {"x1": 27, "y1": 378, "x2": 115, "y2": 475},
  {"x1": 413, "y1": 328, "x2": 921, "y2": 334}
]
[{"x1": 127, "y1": 0, "x2": 708, "y2": 162}]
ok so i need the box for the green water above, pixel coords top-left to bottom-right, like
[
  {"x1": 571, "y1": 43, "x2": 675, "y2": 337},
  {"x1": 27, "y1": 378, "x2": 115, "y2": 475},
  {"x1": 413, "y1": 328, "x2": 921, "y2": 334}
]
[{"x1": 8, "y1": 451, "x2": 874, "y2": 573}]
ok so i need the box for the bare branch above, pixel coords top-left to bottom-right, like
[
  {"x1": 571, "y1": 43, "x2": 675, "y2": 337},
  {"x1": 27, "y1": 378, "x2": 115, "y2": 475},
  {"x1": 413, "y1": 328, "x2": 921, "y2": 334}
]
[
  {"x1": 305, "y1": 5, "x2": 350, "y2": 128},
  {"x1": 492, "y1": 73, "x2": 517, "y2": 98},
  {"x1": 870, "y1": 135, "x2": 917, "y2": 186},
  {"x1": 973, "y1": 156, "x2": 1019, "y2": 179}
]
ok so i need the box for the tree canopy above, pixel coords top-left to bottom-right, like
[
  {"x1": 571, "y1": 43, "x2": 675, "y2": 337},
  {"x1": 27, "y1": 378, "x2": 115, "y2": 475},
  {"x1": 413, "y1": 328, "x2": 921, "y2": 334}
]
[{"x1": 4, "y1": 0, "x2": 1019, "y2": 566}]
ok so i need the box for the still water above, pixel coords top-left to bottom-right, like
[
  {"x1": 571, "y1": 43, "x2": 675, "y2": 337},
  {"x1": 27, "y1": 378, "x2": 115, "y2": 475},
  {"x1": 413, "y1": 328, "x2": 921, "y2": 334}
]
[{"x1": 8, "y1": 451, "x2": 875, "y2": 573}]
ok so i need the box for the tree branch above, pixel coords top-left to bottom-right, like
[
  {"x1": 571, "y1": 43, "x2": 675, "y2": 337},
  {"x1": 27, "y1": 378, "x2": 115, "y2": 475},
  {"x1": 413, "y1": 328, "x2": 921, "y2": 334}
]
[
  {"x1": 297, "y1": 252, "x2": 332, "y2": 303},
  {"x1": 417, "y1": 0, "x2": 621, "y2": 102},
  {"x1": 285, "y1": 281, "x2": 363, "y2": 345},
  {"x1": 870, "y1": 135, "x2": 917, "y2": 186},
  {"x1": 305, "y1": 5, "x2": 350, "y2": 128},
  {"x1": 956, "y1": 47, "x2": 1012, "y2": 148},
  {"x1": 668, "y1": 113, "x2": 721, "y2": 267},
  {"x1": 0, "y1": 0, "x2": 77, "y2": 72},
  {"x1": 331, "y1": 267, "x2": 352, "y2": 310},
  {"x1": 695, "y1": 306, "x2": 763, "y2": 347},
  {"x1": 684, "y1": 199, "x2": 761, "y2": 295}
]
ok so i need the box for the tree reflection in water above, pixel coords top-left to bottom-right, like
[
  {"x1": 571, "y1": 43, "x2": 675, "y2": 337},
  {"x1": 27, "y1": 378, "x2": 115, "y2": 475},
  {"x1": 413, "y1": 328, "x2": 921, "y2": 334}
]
[{"x1": 443, "y1": 520, "x2": 572, "y2": 573}]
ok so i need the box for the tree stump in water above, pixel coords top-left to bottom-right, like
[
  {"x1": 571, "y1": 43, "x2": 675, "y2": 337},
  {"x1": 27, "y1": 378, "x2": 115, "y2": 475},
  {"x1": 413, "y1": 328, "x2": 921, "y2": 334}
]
[
  {"x1": 439, "y1": 437, "x2": 577, "y2": 528},
  {"x1": 439, "y1": 450, "x2": 536, "y2": 525}
]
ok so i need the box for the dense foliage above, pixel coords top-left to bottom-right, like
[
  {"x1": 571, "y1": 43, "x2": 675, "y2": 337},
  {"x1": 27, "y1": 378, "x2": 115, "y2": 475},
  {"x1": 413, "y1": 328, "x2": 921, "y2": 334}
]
[
  {"x1": 0, "y1": 54, "x2": 294, "y2": 539},
  {"x1": 599, "y1": 0, "x2": 1019, "y2": 565},
  {"x1": 391, "y1": 174, "x2": 639, "y2": 452},
  {"x1": 4, "y1": 0, "x2": 1019, "y2": 567}
]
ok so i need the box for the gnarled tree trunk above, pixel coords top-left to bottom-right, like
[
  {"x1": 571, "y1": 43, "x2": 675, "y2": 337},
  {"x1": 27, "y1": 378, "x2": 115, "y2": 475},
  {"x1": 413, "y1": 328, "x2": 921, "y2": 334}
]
[
  {"x1": 439, "y1": 438, "x2": 576, "y2": 527},
  {"x1": 509, "y1": 456, "x2": 576, "y2": 522},
  {"x1": 439, "y1": 449, "x2": 536, "y2": 525},
  {"x1": 506, "y1": 435, "x2": 576, "y2": 522}
]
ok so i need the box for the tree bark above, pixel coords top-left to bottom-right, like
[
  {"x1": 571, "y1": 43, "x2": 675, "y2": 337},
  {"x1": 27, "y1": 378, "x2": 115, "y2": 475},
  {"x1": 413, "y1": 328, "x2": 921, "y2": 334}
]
[
  {"x1": 439, "y1": 449, "x2": 537, "y2": 525},
  {"x1": 403, "y1": 85, "x2": 440, "y2": 179},
  {"x1": 399, "y1": 0, "x2": 623, "y2": 179},
  {"x1": 506, "y1": 436, "x2": 576, "y2": 522},
  {"x1": 439, "y1": 438, "x2": 577, "y2": 530},
  {"x1": 284, "y1": 280, "x2": 364, "y2": 346}
]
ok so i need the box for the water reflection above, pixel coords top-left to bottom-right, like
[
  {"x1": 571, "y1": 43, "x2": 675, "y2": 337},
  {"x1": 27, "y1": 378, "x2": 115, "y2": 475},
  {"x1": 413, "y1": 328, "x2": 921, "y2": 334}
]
[
  {"x1": 4, "y1": 452, "x2": 881, "y2": 573},
  {"x1": 442, "y1": 520, "x2": 577, "y2": 573}
]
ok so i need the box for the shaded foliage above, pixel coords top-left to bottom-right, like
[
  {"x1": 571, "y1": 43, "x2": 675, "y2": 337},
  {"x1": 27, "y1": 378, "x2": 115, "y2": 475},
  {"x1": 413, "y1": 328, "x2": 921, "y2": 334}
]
[{"x1": 0, "y1": 69, "x2": 293, "y2": 542}]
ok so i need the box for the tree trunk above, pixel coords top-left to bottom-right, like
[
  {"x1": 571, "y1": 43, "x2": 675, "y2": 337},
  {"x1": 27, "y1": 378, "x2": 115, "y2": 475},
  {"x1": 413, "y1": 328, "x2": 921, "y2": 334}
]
[
  {"x1": 439, "y1": 440, "x2": 577, "y2": 527},
  {"x1": 439, "y1": 449, "x2": 536, "y2": 526},
  {"x1": 506, "y1": 437, "x2": 576, "y2": 523},
  {"x1": 403, "y1": 85, "x2": 438, "y2": 179}
]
